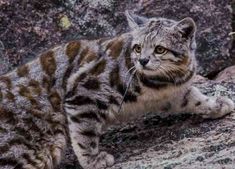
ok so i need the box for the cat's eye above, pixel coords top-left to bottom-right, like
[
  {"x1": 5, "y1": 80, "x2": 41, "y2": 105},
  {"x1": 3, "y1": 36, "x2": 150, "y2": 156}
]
[
  {"x1": 133, "y1": 44, "x2": 142, "y2": 54},
  {"x1": 154, "y1": 46, "x2": 168, "y2": 55}
]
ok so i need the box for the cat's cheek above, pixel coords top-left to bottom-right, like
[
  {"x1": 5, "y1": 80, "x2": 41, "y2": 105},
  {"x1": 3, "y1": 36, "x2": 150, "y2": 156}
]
[
  {"x1": 131, "y1": 54, "x2": 138, "y2": 61},
  {"x1": 146, "y1": 60, "x2": 160, "y2": 70}
]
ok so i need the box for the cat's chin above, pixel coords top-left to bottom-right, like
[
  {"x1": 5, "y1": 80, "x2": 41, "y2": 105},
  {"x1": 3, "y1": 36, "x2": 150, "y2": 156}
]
[{"x1": 136, "y1": 67, "x2": 173, "y2": 84}]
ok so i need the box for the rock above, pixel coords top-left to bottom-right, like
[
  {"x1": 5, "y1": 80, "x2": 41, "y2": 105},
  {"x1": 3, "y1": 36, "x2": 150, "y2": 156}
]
[
  {"x1": 64, "y1": 0, "x2": 233, "y2": 76},
  {"x1": 58, "y1": 70, "x2": 235, "y2": 169},
  {"x1": 215, "y1": 65, "x2": 235, "y2": 82},
  {"x1": 105, "y1": 79, "x2": 235, "y2": 169},
  {"x1": 139, "y1": 0, "x2": 233, "y2": 76},
  {"x1": 54, "y1": 0, "x2": 78, "y2": 8},
  {"x1": 57, "y1": 75, "x2": 235, "y2": 169},
  {"x1": 192, "y1": 75, "x2": 208, "y2": 83},
  {"x1": 73, "y1": 0, "x2": 233, "y2": 76},
  {"x1": 57, "y1": 76, "x2": 235, "y2": 169},
  {"x1": 0, "y1": 41, "x2": 8, "y2": 75},
  {"x1": 0, "y1": 0, "x2": 233, "y2": 76},
  {"x1": 0, "y1": 57, "x2": 8, "y2": 76}
]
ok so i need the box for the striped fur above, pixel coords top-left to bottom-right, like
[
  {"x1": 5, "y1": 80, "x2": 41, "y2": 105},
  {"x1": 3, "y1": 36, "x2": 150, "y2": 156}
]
[{"x1": 0, "y1": 11, "x2": 234, "y2": 169}]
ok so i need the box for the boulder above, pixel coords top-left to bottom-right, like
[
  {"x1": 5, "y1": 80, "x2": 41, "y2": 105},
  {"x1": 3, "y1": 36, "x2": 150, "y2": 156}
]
[
  {"x1": 58, "y1": 75, "x2": 235, "y2": 169},
  {"x1": 72, "y1": 0, "x2": 233, "y2": 76},
  {"x1": 105, "y1": 69, "x2": 235, "y2": 168},
  {"x1": 215, "y1": 65, "x2": 235, "y2": 82},
  {"x1": 108, "y1": 78, "x2": 235, "y2": 169},
  {"x1": 0, "y1": 41, "x2": 8, "y2": 75}
]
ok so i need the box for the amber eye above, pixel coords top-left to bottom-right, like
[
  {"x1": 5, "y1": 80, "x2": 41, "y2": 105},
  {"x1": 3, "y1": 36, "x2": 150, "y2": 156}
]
[
  {"x1": 154, "y1": 46, "x2": 167, "y2": 54},
  {"x1": 133, "y1": 44, "x2": 142, "y2": 54}
]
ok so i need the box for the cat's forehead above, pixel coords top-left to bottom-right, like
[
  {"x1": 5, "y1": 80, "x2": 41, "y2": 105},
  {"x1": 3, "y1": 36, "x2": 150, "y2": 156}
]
[
  {"x1": 136, "y1": 18, "x2": 177, "y2": 35},
  {"x1": 132, "y1": 18, "x2": 178, "y2": 44},
  {"x1": 147, "y1": 18, "x2": 177, "y2": 28},
  {"x1": 131, "y1": 18, "x2": 191, "y2": 53}
]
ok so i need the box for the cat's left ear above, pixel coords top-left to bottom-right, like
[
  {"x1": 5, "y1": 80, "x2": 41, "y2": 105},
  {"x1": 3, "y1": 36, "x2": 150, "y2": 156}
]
[
  {"x1": 125, "y1": 10, "x2": 148, "y2": 30},
  {"x1": 175, "y1": 17, "x2": 196, "y2": 39}
]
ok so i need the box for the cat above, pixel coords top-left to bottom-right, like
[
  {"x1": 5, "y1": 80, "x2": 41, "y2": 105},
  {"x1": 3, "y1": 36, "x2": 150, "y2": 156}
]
[{"x1": 0, "y1": 11, "x2": 234, "y2": 169}]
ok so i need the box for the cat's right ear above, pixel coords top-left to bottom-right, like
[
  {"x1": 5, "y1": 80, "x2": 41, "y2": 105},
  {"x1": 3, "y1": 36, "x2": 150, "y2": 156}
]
[
  {"x1": 125, "y1": 10, "x2": 148, "y2": 30},
  {"x1": 175, "y1": 17, "x2": 196, "y2": 39}
]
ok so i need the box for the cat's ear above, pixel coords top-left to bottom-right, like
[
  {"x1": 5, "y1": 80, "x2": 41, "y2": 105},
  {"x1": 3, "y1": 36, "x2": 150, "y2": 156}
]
[
  {"x1": 125, "y1": 10, "x2": 148, "y2": 30},
  {"x1": 175, "y1": 17, "x2": 196, "y2": 39}
]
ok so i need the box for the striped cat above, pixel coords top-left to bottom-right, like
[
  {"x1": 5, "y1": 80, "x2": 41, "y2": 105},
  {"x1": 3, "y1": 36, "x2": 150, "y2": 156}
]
[{"x1": 0, "y1": 11, "x2": 234, "y2": 169}]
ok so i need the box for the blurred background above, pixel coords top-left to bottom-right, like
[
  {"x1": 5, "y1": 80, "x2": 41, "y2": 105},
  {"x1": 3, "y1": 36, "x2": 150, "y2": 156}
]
[{"x1": 0, "y1": 1, "x2": 235, "y2": 168}]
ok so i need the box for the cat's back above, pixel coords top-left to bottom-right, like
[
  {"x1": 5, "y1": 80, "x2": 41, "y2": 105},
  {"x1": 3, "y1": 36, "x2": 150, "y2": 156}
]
[
  {"x1": 0, "y1": 42, "x2": 73, "y2": 168},
  {"x1": 0, "y1": 84, "x2": 66, "y2": 169},
  {"x1": 0, "y1": 35, "x2": 126, "y2": 168}
]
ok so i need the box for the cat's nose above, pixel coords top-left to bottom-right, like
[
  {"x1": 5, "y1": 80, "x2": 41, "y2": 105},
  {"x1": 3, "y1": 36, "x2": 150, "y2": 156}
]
[{"x1": 139, "y1": 58, "x2": 149, "y2": 67}]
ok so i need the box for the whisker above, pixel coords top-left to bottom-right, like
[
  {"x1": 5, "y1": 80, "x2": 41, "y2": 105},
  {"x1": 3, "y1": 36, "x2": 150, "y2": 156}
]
[
  {"x1": 117, "y1": 69, "x2": 137, "y2": 114},
  {"x1": 159, "y1": 66, "x2": 174, "y2": 82},
  {"x1": 162, "y1": 64, "x2": 184, "y2": 75},
  {"x1": 125, "y1": 66, "x2": 136, "y2": 81},
  {"x1": 162, "y1": 64, "x2": 189, "y2": 86},
  {"x1": 165, "y1": 64, "x2": 187, "y2": 74},
  {"x1": 159, "y1": 66, "x2": 180, "y2": 86},
  {"x1": 157, "y1": 67, "x2": 169, "y2": 79}
]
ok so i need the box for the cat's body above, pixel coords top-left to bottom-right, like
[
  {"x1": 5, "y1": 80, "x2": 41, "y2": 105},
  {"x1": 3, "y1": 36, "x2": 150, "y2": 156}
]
[{"x1": 0, "y1": 12, "x2": 234, "y2": 169}]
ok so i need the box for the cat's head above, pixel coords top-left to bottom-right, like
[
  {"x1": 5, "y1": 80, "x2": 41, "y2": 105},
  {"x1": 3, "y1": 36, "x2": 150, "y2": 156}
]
[{"x1": 126, "y1": 11, "x2": 196, "y2": 87}]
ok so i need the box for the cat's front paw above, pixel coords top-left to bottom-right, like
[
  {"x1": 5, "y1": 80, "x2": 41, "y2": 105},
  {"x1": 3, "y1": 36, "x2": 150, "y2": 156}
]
[{"x1": 202, "y1": 97, "x2": 234, "y2": 119}]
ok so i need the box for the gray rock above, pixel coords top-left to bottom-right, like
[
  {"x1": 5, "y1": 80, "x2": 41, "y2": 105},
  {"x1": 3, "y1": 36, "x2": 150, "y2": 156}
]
[
  {"x1": 215, "y1": 65, "x2": 235, "y2": 82},
  {"x1": 0, "y1": 41, "x2": 9, "y2": 75},
  {"x1": 68, "y1": 0, "x2": 233, "y2": 76},
  {"x1": 105, "y1": 79, "x2": 235, "y2": 169},
  {"x1": 58, "y1": 76, "x2": 235, "y2": 169},
  {"x1": 0, "y1": 0, "x2": 233, "y2": 76}
]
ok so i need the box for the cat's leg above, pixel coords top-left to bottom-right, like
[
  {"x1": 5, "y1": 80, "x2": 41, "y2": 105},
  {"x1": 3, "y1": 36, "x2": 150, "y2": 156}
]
[
  {"x1": 66, "y1": 108, "x2": 114, "y2": 169},
  {"x1": 176, "y1": 86, "x2": 234, "y2": 119}
]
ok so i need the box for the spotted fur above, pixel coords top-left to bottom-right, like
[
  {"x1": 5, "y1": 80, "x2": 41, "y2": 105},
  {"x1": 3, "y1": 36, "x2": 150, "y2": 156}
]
[{"x1": 0, "y1": 11, "x2": 234, "y2": 169}]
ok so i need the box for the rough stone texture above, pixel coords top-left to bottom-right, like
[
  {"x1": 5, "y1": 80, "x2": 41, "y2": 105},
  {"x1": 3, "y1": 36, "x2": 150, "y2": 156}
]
[
  {"x1": 0, "y1": 0, "x2": 233, "y2": 76},
  {"x1": 216, "y1": 65, "x2": 235, "y2": 82},
  {"x1": 57, "y1": 75, "x2": 235, "y2": 169},
  {"x1": 229, "y1": 0, "x2": 235, "y2": 67},
  {"x1": 104, "y1": 79, "x2": 235, "y2": 169},
  {"x1": 0, "y1": 41, "x2": 8, "y2": 74}
]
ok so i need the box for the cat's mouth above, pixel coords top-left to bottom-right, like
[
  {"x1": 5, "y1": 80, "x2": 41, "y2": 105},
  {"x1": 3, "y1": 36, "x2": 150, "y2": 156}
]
[
  {"x1": 135, "y1": 63, "x2": 161, "y2": 77},
  {"x1": 135, "y1": 62, "x2": 157, "y2": 71}
]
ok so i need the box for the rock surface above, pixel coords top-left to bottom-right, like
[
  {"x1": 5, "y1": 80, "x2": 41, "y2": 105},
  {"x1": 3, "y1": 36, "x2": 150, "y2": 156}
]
[
  {"x1": 57, "y1": 74, "x2": 235, "y2": 169},
  {"x1": 216, "y1": 65, "x2": 235, "y2": 82},
  {"x1": 0, "y1": 0, "x2": 233, "y2": 76},
  {"x1": 107, "y1": 80, "x2": 235, "y2": 169}
]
